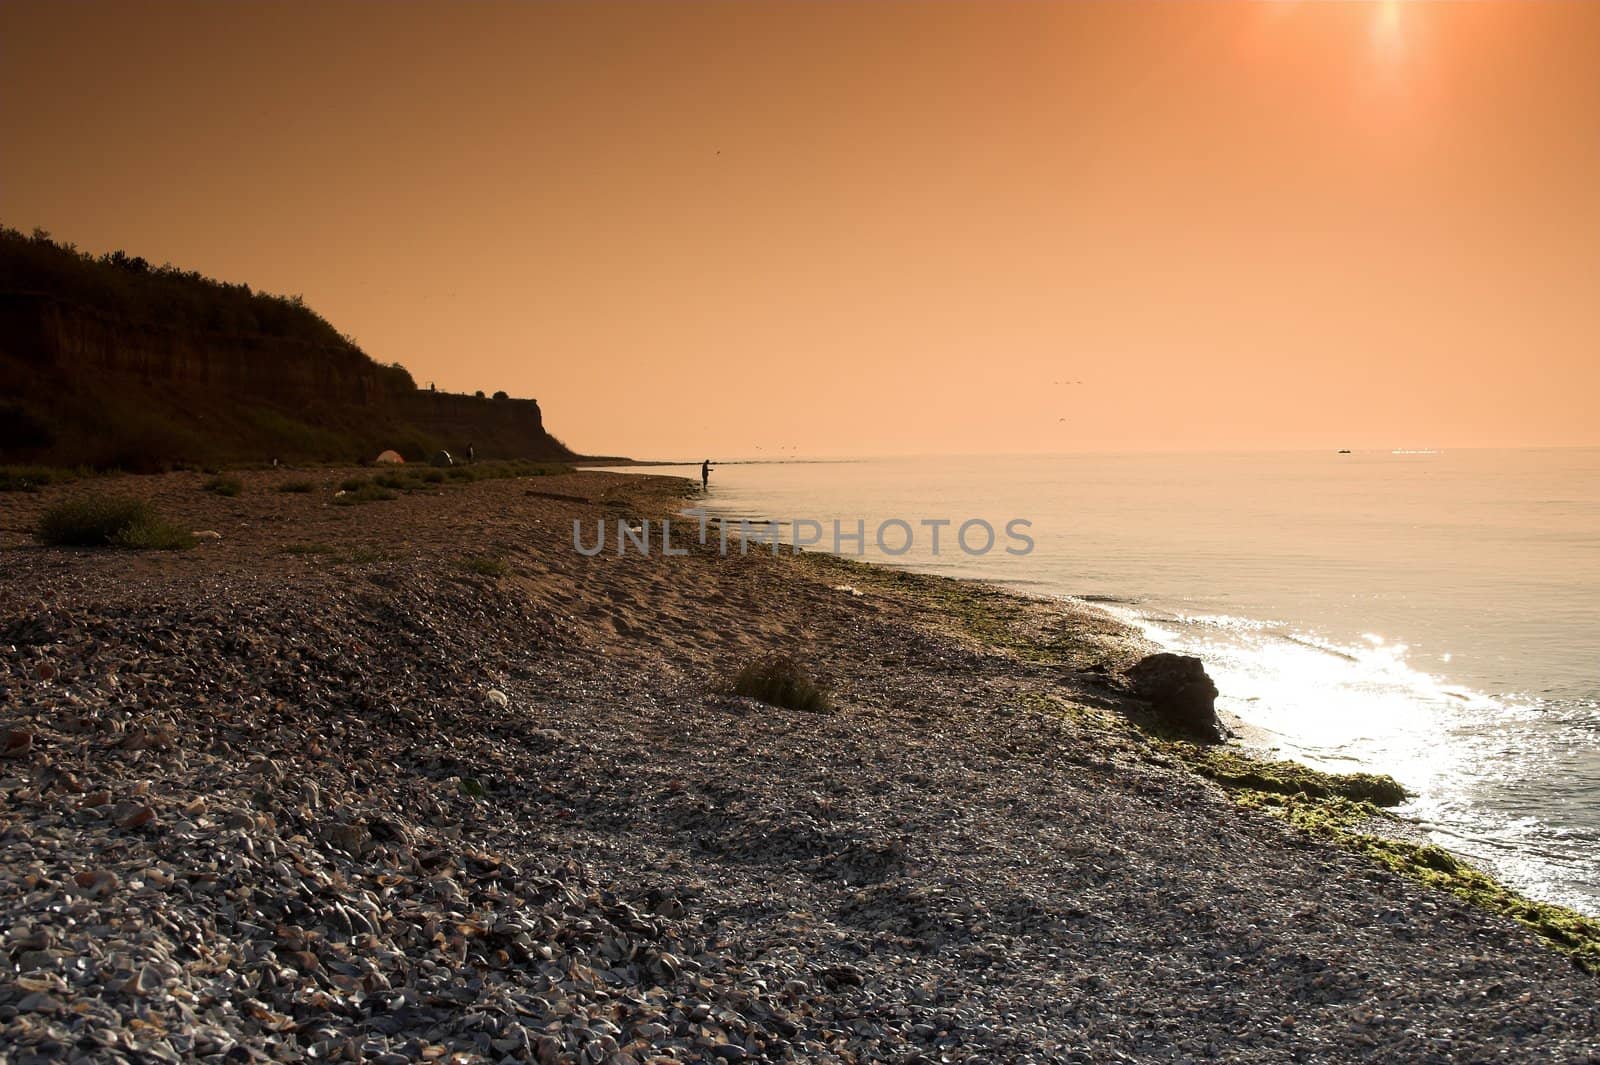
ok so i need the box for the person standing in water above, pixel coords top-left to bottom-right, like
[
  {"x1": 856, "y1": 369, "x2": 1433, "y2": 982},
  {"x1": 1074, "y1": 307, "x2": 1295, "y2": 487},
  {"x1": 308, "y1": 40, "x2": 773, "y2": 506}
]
[{"x1": 701, "y1": 459, "x2": 713, "y2": 489}]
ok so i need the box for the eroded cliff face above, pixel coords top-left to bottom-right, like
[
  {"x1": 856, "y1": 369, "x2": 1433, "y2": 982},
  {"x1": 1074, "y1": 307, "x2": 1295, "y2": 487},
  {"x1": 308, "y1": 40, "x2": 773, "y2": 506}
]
[
  {"x1": 0, "y1": 294, "x2": 574, "y2": 468},
  {"x1": 397, "y1": 390, "x2": 550, "y2": 451},
  {"x1": 2, "y1": 294, "x2": 396, "y2": 406}
]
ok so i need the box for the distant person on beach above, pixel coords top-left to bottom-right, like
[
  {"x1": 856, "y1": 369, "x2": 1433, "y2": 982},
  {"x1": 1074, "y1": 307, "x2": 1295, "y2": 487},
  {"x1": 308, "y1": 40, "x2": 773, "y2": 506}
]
[
  {"x1": 466, "y1": 444, "x2": 475, "y2": 464},
  {"x1": 701, "y1": 459, "x2": 713, "y2": 489}
]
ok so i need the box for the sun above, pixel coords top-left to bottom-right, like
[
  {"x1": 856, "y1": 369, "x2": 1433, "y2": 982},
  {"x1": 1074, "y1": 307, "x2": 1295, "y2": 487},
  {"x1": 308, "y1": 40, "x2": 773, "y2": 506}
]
[
  {"x1": 1373, "y1": 0, "x2": 1407, "y2": 62},
  {"x1": 1259, "y1": 0, "x2": 1414, "y2": 71}
]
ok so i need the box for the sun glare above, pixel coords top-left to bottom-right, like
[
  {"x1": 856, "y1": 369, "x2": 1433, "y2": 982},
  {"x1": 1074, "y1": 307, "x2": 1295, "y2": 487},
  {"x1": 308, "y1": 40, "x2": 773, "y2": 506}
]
[
  {"x1": 1373, "y1": 0, "x2": 1407, "y2": 63},
  {"x1": 1260, "y1": 0, "x2": 1412, "y2": 68}
]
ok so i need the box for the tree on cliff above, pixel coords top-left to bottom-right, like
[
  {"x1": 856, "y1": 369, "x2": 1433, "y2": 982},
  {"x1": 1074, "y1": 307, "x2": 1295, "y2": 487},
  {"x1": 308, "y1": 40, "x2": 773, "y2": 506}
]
[{"x1": 0, "y1": 225, "x2": 363, "y2": 353}]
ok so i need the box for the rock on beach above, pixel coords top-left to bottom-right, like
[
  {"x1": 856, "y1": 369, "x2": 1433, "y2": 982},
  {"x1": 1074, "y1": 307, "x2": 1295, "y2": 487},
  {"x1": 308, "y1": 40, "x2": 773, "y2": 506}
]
[{"x1": 1124, "y1": 651, "x2": 1226, "y2": 742}]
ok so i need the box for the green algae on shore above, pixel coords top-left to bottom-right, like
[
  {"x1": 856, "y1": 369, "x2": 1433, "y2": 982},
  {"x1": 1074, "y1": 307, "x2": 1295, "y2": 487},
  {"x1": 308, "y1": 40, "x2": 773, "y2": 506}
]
[
  {"x1": 1227, "y1": 788, "x2": 1600, "y2": 973},
  {"x1": 1040, "y1": 695, "x2": 1600, "y2": 974},
  {"x1": 719, "y1": 512, "x2": 1600, "y2": 976},
  {"x1": 1041, "y1": 686, "x2": 1600, "y2": 973},
  {"x1": 799, "y1": 553, "x2": 1600, "y2": 976}
]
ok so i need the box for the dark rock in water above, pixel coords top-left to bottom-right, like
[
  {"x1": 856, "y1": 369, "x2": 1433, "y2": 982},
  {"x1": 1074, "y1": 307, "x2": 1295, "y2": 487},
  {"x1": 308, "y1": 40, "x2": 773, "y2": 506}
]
[{"x1": 1124, "y1": 653, "x2": 1224, "y2": 742}]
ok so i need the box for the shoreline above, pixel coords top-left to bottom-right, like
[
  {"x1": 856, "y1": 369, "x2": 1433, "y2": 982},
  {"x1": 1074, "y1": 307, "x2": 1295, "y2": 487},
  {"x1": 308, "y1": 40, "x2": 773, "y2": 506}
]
[
  {"x1": 2, "y1": 465, "x2": 1597, "y2": 1061},
  {"x1": 683, "y1": 480, "x2": 1600, "y2": 924},
  {"x1": 778, "y1": 547, "x2": 1600, "y2": 972}
]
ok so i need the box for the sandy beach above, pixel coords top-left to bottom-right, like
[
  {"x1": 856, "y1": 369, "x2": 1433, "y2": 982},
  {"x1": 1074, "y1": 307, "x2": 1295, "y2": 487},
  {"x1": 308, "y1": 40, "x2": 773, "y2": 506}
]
[{"x1": 2, "y1": 467, "x2": 1597, "y2": 1064}]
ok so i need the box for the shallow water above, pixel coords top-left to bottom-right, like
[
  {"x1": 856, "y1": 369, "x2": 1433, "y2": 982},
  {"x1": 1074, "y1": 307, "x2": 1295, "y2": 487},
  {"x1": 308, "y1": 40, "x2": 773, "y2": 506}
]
[{"x1": 653, "y1": 449, "x2": 1600, "y2": 915}]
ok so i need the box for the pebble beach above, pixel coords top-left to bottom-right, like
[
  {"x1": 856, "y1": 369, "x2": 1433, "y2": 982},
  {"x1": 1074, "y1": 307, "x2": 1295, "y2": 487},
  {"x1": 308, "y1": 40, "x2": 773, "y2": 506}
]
[{"x1": 2, "y1": 468, "x2": 1597, "y2": 1064}]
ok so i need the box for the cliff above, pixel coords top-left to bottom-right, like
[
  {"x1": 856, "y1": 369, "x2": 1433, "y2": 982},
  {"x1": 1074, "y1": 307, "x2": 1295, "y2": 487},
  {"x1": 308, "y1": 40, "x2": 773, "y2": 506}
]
[
  {"x1": 0, "y1": 232, "x2": 577, "y2": 469},
  {"x1": 1, "y1": 293, "x2": 400, "y2": 407}
]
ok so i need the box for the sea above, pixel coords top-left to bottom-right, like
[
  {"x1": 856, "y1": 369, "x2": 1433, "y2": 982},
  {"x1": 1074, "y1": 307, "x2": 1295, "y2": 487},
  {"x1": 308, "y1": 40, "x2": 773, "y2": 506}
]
[{"x1": 642, "y1": 449, "x2": 1600, "y2": 916}]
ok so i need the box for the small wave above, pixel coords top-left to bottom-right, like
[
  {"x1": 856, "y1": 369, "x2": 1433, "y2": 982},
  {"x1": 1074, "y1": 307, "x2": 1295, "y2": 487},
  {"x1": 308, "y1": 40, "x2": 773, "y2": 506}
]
[
  {"x1": 1277, "y1": 633, "x2": 1361, "y2": 662},
  {"x1": 1169, "y1": 612, "x2": 1281, "y2": 634},
  {"x1": 1420, "y1": 822, "x2": 1592, "y2": 865}
]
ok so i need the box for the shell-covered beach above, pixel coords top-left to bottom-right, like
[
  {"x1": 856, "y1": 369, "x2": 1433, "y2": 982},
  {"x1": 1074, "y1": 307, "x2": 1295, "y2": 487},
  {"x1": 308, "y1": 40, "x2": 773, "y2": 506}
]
[{"x1": 2, "y1": 468, "x2": 1597, "y2": 1064}]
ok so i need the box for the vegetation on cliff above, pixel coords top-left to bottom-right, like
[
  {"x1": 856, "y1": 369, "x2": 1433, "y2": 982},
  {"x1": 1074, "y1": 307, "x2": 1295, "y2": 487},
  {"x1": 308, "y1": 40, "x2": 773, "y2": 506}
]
[
  {"x1": 0, "y1": 225, "x2": 410, "y2": 388},
  {"x1": 0, "y1": 226, "x2": 573, "y2": 470}
]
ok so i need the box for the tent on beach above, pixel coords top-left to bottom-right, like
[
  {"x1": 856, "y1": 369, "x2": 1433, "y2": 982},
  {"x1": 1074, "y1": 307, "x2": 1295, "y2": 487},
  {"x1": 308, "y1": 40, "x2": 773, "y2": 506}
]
[{"x1": 374, "y1": 449, "x2": 405, "y2": 464}]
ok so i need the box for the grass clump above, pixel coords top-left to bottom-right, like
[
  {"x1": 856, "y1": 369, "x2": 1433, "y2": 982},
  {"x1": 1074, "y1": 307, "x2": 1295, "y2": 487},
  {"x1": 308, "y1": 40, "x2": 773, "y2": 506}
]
[
  {"x1": 480, "y1": 459, "x2": 571, "y2": 479},
  {"x1": 338, "y1": 475, "x2": 369, "y2": 492},
  {"x1": 0, "y1": 466, "x2": 82, "y2": 492},
  {"x1": 36, "y1": 494, "x2": 193, "y2": 550},
  {"x1": 462, "y1": 555, "x2": 510, "y2": 577},
  {"x1": 202, "y1": 475, "x2": 243, "y2": 496},
  {"x1": 340, "y1": 546, "x2": 389, "y2": 564},
  {"x1": 428, "y1": 460, "x2": 572, "y2": 485},
  {"x1": 277, "y1": 479, "x2": 316, "y2": 494},
  {"x1": 335, "y1": 483, "x2": 397, "y2": 505},
  {"x1": 731, "y1": 653, "x2": 833, "y2": 713},
  {"x1": 373, "y1": 471, "x2": 411, "y2": 490},
  {"x1": 280, "y1": 541, "x2": 335, "y2": 555}
]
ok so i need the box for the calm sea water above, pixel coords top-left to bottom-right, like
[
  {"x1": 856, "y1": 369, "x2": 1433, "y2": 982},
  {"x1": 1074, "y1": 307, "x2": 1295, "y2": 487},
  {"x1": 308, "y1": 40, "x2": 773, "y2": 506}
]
[{"x1": 653, "y1": 449, "x2": 1600, "y2": 915}]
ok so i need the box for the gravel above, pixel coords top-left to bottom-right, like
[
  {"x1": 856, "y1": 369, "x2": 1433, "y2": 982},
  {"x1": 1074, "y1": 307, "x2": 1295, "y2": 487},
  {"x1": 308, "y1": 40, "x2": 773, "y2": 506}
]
[{"x1": 1, "y1": 469, "x2": 1596, "y2": 1063}]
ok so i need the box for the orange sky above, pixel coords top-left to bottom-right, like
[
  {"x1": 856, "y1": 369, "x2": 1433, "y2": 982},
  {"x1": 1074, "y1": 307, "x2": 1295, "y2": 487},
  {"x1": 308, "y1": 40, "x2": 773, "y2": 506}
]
[{"x1": 3, "y1": 1, "x2": 1598, "y2": 458}]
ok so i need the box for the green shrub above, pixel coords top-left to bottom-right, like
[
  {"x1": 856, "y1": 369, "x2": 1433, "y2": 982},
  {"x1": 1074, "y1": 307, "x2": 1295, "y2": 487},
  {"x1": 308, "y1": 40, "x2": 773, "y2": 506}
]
[
  {"x1": 459, "y1": 460, "x2": 571, "y2": 482},
  {"x1": 339, "y1": 476, "x2": 369, "y2": 492},
  {"x1": 462, "y1": 555, "x2": 509, "y2": 577},
  {"x1": 0, "y1": 466, "x2": 78, "y2": 492},
  {"x1": 36, "y1": 495, "x2": 193, "y2": 550},
  {"x1": 731, "y1": 654, "x2": 832, "y2": 713},
  {"x1": 277, "y1": 479, "x2": 316, "y2": 494},
  {"x1": 420, "y1": 469, "x2": 446, "y2": 484},
  {"x1": 373, "y1": 471, "x2": 409, "y2": 490},
  {"x1": 202, "y1": 475, "x2": 243, "y2": 496},
  {"x1": 117, "y1": 516, "x2": 196, "y2": 550},
  {"x1": 335, "y1": 483, "x2": 397, "y2": 505},
  {"x1": 280, "y1": 541, "x2": 334, "y2": 555}
]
